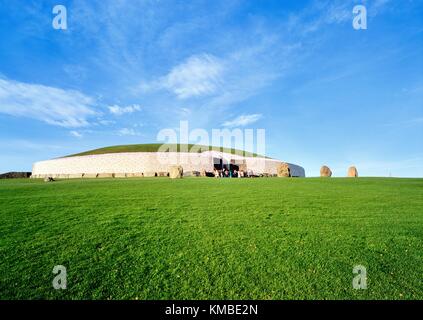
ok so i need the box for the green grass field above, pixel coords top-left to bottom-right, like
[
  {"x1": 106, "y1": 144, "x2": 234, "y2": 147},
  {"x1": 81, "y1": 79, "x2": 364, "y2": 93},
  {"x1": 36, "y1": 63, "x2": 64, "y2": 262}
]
[{"x1": 1, "y1": 177, "x2": 422, "y2": 300}]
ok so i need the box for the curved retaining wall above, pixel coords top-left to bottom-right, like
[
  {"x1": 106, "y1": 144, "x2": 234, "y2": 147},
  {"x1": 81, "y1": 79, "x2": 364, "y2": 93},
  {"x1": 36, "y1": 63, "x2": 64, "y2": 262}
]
[{"x1": 31, "y1": 151, "x2": 305, "y2": 178}]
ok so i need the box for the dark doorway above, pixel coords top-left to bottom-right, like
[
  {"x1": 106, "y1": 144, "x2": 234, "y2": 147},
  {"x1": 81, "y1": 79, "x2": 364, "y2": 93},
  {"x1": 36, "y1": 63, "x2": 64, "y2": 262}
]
[
  {"x1": 213, "y1": 158, "x2": 224, "y2": 170},
  {"x1": 213, "y1": 158, "x2": 240, "y2": 171}
]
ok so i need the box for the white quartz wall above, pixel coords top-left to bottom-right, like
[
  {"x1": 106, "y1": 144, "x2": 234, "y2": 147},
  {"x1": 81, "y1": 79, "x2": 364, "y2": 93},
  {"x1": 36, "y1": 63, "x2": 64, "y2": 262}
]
[{"x1": 32, "y1": 151, "x2": 305, "y2": 177}]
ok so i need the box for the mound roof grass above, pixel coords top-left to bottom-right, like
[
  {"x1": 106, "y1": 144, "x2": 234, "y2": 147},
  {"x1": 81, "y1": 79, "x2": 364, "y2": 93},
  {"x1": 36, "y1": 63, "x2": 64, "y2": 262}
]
[{"x1": 65, "y1": 143, "x2": 269, "y2": 158}]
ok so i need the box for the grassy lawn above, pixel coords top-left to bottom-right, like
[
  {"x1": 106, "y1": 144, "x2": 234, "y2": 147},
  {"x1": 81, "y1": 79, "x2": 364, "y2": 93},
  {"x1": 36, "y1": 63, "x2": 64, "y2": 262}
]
[{"x1": 0, "y1": 177, "x2": 422, "y2": 300}]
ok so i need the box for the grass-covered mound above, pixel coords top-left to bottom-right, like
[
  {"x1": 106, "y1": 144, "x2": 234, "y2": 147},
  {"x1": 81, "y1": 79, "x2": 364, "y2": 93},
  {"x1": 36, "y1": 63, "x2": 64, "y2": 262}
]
[
  {"x1": 65, "y1": 143, "x2": 268, "y2": 158},
  {"x1": 1, "y1": 177, "x2": 422, "y2": 299}
]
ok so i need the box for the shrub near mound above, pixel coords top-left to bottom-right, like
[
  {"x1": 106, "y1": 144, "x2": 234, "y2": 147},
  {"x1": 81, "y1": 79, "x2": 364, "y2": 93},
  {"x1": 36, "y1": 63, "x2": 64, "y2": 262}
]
[{"x1": 0, "y1": 172, "x2": 31, "y2": 179}]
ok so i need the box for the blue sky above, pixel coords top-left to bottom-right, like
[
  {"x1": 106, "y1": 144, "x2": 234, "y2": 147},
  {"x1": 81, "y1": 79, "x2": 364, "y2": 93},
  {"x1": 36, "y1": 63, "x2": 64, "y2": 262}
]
[{"x1": 0, "y1": 0, "x2": 422, "y2": 177}]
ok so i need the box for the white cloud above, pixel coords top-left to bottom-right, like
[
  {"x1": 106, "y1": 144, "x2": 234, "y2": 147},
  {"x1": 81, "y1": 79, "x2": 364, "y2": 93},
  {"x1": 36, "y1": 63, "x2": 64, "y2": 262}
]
[
  {"x1": 63, "y1": 65, "x2": 87, "y2": 81},
  {"x1": 141, "y1": 54, "x2": 224, "y2": 99},
  {"x1": 325, "y1": 3, "x2": 350, "y2": 24},
  {"x1": 222, "y1": 114, "x2": 263, "y2": 127},
  {"x1": 177, "y1": 107, "x2": 191, "y2": 117},
  {"x1": 117, "y1": 128, "x2": 141, "y2": 136},
  {"x1": 69, "y1": 131, "x2": 83, "y2": 138},
  {"x1": 0, "y1": 78, "x2": 97, "y2": 127},
  {"x1": 108, "y1": 104, "x2": 141, "y2": 115},
  {"x1": 96, "y1": 119, "x2": 116, "y2": 126},
  {"x1": 370, "y1": 0, "x2": 391, "y2": 16}
]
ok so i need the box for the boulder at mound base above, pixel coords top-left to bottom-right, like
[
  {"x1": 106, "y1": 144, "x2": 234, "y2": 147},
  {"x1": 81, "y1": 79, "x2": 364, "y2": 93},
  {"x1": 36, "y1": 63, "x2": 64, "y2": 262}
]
[
  {"x1": 277, "y1": 163, "x2": 291, "y2": 177},
  {"x1": 347, "y1": 166, "x2": 358, "y2": 177},
  {"x1": 320, "y1": 165, "x2": 332, "y2": 177},
  {"x1": 169, "y1": 166, "x2": 183, "y2": 179}
]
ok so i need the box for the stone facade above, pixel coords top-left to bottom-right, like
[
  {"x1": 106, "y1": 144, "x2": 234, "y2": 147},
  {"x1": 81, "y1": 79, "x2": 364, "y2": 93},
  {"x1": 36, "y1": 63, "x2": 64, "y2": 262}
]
[{"x1": 31, "y1": 151, "x2": 305, "y2": 178}]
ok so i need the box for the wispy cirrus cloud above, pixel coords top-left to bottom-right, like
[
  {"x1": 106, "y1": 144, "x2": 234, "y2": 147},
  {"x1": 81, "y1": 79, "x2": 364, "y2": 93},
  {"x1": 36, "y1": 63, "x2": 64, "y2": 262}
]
[
  {"x1": 69, "y1": 131, "x2": 83, "y2": 138},
  {"x1": 140, "y1": 54, "x2": 224, "y2": 99},
  {"x1": 222, "y1": 114, "x2": 262, "y2": 127},
  {"x1": 117, "y1": 127, "x2": 142, "y2": 136},
  {"x1": 0, "y1": 78, "x2": 98, "y2": 127},
  {"x1": 108, "y1": 104, "x2": 141, "y2": 115}
]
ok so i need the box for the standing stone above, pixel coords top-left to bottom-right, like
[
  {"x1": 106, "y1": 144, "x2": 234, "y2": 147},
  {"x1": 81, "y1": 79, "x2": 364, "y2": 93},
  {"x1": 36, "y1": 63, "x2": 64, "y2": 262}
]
[
  {"x1": 320, "y1": 165, "x2": 332, "y2": 177},
  {"x1": 238, "y1": 163, "x2": 247, "y2": 172},
  {"x1": 347, "y1": 166, "x2": 358, "y2": 177},
  {"x1": 169, "y1": 166, "x2": 183, "y2": 179},
  {"x1": 277, "y1": 163, "x2": 291, "y2": 177}
]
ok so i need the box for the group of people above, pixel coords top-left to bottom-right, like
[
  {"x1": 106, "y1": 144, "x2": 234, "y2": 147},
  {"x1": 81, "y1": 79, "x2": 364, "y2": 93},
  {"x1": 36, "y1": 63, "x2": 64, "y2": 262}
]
[{"x1": 213, "y1": 167, "x2": 254, "y2": 178}]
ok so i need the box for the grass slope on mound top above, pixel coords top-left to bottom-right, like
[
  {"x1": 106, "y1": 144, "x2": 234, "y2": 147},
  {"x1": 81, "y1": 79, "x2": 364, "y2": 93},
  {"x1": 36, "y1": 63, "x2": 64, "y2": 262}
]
[
  {"x1": 65, "y1": 143, "x2": 269, "y2": 158},
  {"x1": 1, "y1": 177, "x2": 423, "y2": 300}
]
